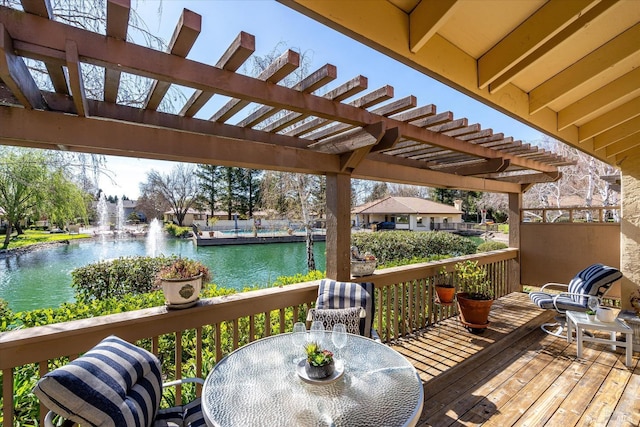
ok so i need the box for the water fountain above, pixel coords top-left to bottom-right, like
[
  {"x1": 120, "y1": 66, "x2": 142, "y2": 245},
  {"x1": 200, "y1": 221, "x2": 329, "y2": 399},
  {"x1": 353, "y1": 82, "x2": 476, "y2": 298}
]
[
  {"x1": 116, "y1": 198, "x2": 125, "y2": 233},
  {"x1": 145, "y1": 218, "x2": 165, "y2": 257},
  {"x1": 96, "y1": 193, "x2": 109, "y2": 241}
]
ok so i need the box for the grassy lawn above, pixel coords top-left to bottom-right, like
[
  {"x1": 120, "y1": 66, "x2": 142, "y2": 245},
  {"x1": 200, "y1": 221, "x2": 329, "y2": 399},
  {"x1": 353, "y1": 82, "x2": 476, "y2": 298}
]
[{"x1": 3, "y1": 229, "x2": 91, "y2": 250}]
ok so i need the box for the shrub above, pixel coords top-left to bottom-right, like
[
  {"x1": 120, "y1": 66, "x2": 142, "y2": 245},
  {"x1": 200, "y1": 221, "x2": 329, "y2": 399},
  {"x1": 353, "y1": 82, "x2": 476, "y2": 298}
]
[
  {"x1": 71, "y1": 256, "x2": 174, "y2": 302},
  {"x1": 477, "y1": 241, "x2": 508, "y2": 252},
  {"x1": 351, "y1": 231, "x2": 477, "y2": 265},
  {"x1": 165, "y1": 223, "x2": 192, "y2": 238}
]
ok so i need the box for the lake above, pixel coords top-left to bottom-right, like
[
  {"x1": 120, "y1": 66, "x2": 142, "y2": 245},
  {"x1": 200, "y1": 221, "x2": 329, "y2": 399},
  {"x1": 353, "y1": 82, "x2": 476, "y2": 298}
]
[{"x1": 0, "y1": 237, "x2": 326, "y2": 312}]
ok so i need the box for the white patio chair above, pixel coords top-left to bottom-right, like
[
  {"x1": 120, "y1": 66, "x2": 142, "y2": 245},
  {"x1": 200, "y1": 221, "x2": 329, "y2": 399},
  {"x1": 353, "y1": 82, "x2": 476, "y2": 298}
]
[{"x1": 529, "y1": 264, "x2": 622, "y2": 337}]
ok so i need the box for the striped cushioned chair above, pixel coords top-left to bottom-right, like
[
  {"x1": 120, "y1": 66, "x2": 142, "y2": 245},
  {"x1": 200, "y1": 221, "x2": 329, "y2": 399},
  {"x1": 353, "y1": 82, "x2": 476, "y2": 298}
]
[
  {"x1": 314, "y1": 279, "x2": 379, "y2": 340},
  {"x1": 529, "y1": 264, "x2": 622, "y2": 337},
  {"x1": 33, "y1": 335, "x2": 205, "y2": 427}
]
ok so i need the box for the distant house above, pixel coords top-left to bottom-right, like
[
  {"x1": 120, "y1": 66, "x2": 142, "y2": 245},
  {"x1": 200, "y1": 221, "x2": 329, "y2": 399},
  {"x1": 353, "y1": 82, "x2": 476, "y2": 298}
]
[{"x1": 352, "y1": 196, "x2": 463, "y2": 231}]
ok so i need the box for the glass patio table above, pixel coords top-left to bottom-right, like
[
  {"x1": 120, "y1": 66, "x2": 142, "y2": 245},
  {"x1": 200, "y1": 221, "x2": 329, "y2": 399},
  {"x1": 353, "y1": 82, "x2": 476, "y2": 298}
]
[{"x1": 202, "y1": 331, "x2": 424, "y2": 427}]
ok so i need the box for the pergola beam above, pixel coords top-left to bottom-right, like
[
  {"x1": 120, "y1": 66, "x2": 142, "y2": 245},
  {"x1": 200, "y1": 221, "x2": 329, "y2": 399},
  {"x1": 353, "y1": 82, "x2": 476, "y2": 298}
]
[
  {"x1": 65, "y1": 39, "x2": 87, "y2": 116},
  {"x1": 179, "y1": 31, "x2": 255, "y2": 118},
  {"x1": 104, "y1": 0, "x2": 130, "y2": 103},
  {"x1": 0, "y1": 24, "x2": 46, "y2": 110},
  {"x1": 20, "y1": 0, "x2": 68, "y2": 94},
  {"x1": 144, "y1": 8, "x2": 201, "y2": 110}
]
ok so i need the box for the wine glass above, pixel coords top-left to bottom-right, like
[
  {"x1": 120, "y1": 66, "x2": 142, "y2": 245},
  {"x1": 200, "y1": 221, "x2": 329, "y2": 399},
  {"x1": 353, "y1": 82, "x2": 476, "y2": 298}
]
[
  {"x1": 310, "y1": 320, "x2": 325, "y2": 346},
  {"x1": 292, "y1": 322, "x2": 307, "y2": 363},
  {"x1": 331, "y1": 323, "x2": 347, "y2": 362}
]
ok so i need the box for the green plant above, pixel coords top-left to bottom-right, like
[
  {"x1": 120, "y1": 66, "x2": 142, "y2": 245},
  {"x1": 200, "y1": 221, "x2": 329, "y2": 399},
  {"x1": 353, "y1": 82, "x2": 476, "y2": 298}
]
[
  {"x1": 586, "y1": 309, "x2": 596, "y2": 315},
  {"x1": 155, "y1": 257, "x2": 212, "y2": 284},
  {"x1": 477, "y1": 241, "x2": 508, "y2": 252},
  {"x1": 436, "y1": 266, "x2": 454, "y2": 288},
  {"x1": 454, "y1": 260, "x2": 493, "y2": 300},
  {"x1": 305, "y1": 342, "x2": 334, "y2": 367}
]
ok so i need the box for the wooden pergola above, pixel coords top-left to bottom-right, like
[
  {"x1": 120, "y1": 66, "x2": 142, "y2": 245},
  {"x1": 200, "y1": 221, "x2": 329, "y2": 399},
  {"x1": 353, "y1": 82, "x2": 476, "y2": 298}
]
[{"x1": 0, "y1": 1, "x2": 571, "y2": 281}]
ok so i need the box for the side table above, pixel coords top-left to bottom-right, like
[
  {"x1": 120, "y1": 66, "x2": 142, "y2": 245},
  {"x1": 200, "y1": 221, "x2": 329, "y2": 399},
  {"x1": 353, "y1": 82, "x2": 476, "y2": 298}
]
[
  {"x1": 566, "y1": 310, "x2": 633, "y2": 367},
  {"x1": 434, "y1": 296, "x2": 457, "y2": 335}
]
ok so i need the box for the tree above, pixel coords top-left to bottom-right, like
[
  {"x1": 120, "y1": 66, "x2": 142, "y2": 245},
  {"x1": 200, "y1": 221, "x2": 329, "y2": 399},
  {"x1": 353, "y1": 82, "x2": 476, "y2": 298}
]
[
  {"x1": 195, "y1": 164, "x2": 221, "y2": 221},
  {"x1": 0, "y1": 148, "x2": 89, "y2": 248},
  {"x1": 142, "y1": 164, "x2": 199, "y2": 226}
]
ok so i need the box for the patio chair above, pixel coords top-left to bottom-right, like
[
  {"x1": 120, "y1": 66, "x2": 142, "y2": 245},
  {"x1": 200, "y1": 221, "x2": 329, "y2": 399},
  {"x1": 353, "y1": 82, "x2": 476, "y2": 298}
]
[
  {"x1": 529, "y1": 264, "x2": 622, "y2": 337},
  {"x1": 33, "y1": 335, "x2": 205, "y2": 427},
  {"x1": 307, "y1": 279, "x2": 380, "y2": 341}
]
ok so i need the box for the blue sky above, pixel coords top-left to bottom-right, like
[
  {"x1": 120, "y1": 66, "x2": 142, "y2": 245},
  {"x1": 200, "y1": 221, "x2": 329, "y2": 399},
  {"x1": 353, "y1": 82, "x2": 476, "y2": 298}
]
[{"x1": 101, "y1": 0, "x2": 546, "y2": 198}]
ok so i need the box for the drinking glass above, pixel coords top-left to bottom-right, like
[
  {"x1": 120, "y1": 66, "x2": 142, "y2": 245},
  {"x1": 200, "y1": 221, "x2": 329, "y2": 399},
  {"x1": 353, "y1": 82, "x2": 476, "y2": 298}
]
[
  {"x1": 331, "y1": 323, "x2": 347, "y2": 361},
  {"x1": 310, "y1": 320, "x2": 325, "y2": 346},
  {"x1": 292, "y1": 322, "x2": 307, "y2": 363}
]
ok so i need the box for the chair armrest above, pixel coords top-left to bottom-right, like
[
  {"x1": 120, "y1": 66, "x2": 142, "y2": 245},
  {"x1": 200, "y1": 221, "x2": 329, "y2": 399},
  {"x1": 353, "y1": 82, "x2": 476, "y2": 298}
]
[
  {"x1": 552, "y1": 293, "x2": 599, "y2": 313},
  {"x1": 162, "y1": 377, "x2": 205, "y2": 388},
  {"x1": 540, "y1": 282, "x2": 569, "y2": 292}
]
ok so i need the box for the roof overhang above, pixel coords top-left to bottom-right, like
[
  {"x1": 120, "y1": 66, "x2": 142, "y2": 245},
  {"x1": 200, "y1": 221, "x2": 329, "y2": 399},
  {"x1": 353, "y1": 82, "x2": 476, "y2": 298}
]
[{"x1": 280, "y1": 0, "x2": 640, "y2": 168}]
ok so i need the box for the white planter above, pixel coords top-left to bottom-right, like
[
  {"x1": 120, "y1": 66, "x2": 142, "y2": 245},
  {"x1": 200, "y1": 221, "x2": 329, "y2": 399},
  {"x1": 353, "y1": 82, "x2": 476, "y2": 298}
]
[
  {"x1": 161, "y1": 274, "x2": 202, "y2": 309},
  {"x1": 596, "y1": 307, "x2": 616, "y2": 323}
]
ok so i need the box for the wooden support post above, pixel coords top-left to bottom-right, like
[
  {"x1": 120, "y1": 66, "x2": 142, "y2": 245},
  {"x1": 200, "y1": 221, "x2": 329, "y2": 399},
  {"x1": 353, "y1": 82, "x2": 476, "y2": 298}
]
[
  {"x1": 508, "y1": 192, "x2": 522, "y2": 292},
  {"x1": 326, "y1": 172, "x2": 351, "y2": 281}
]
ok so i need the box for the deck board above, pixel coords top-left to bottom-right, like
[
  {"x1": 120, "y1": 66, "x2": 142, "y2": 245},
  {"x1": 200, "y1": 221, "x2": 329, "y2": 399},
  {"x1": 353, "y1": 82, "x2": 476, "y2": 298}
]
[{"x1": 390, "y1": 292, "x2": 640, "y2": 427}]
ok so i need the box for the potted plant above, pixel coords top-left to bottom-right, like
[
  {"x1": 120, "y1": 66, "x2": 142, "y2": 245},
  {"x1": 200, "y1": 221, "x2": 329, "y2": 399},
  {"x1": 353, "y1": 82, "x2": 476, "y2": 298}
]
[
  {"x1": 155, "y1": 257, "x2": 211, "y2": 309},
  {"x1": 434, "y1": 266, "x2": 455, "y2": 303},
  {"x1": 454, "y1": 260, "x2": 494, "y2": 333},
  {"x1": 304, "y1": 342, "x2": 335, "y2": 379},
  {"x1": 586, "y1": 309, "x2": 596, "y2": 321}
]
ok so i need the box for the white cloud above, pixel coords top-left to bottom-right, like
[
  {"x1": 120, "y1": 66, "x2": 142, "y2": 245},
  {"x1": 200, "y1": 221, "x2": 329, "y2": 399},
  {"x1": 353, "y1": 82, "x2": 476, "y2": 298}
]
[{"x1": 99, "y1": 156, "x2": 177, "y2": 199}]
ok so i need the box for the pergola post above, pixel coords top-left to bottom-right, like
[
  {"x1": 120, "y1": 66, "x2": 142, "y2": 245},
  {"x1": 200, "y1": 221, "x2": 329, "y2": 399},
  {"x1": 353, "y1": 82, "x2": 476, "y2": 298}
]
[
  {"x1": 325, "y1": 172, "x2": 352, "y2": 281},
  {"x1": 508, "y1": 192, "x2": 522, "y2": 292}
]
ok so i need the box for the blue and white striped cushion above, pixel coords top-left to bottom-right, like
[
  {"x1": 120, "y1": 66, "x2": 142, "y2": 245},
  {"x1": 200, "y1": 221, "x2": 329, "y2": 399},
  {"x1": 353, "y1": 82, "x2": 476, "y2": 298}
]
[
  {"x1": 33, "y1": 335, "x2": 162, "y2": 427},
  {"x1": 155, "y1": 398, "x2": 205, "y2": 427},
  {"x1": 315, "y1": 279, "x2": 375, "y2": 337},
  {"x1": 567, "y1": 264, "x2": 622, "y2": 304}
]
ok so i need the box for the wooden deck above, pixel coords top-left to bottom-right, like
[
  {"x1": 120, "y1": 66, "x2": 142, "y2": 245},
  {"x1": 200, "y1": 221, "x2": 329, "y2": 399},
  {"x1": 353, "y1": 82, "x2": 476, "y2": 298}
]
[{"x1": 390, "y1": 292, "x2": 640, "y2": 427}]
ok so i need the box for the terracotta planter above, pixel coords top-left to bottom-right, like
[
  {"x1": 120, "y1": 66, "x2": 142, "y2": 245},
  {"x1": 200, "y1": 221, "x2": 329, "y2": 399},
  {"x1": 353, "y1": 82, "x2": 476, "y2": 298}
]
[
  {"x1": 435, "y1": 285, "x2": 456, "y2": 303},
  {"x1": 160, "y1": 274, "x2": 203, "y2": 309},
  {"x1": 304, "y1": 360, "x2": 335, "y2": 379},
  {"x1": 456, "y1": 292, "x2": 493, "y2": 331}
]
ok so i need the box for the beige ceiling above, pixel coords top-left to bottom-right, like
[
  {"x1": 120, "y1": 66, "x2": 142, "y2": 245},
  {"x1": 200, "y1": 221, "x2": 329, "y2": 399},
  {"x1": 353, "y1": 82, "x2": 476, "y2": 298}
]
[{"x1": 279, "y1": 0, "x2": 640, "y2": 166}]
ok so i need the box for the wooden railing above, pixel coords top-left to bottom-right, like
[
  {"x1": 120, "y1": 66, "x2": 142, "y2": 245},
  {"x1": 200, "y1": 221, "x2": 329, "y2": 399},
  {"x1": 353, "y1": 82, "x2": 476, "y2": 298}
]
[
  {"x1": 521, "y1": 206, "x2": 620, "y2": 223},
  {"x1": 0, "y1": 249, "x2": 517, "y2": 425}
]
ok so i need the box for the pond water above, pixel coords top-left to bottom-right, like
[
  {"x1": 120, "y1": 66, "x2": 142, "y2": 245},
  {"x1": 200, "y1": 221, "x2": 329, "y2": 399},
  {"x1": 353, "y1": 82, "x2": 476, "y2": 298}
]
[{"x1": 0, "y1": 237, "x2": 326, "y2": 313}]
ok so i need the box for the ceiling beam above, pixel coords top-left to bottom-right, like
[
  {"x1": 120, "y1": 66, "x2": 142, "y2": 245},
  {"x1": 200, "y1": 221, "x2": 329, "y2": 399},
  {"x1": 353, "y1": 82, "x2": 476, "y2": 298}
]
[
  {"x1": 0, "y1": 24, "x2": 46, "y2": 109},
  {"x1": 604, "y1": 132, "x2": 640, "y2": 158},
  {"x1": 409, "y1": 0, "x2": 458, "y2": 53},
  {"x1": 558, "y1": 67, "x2": 640, "y2": 130},
  {"x1": 480, "y1": 0, "x2": 609, "y2": 92},
  {"x1": 144, "y1": 8, "x2": 201, "y2": 111},
  {"x1": 579, "y1": 97, "x2": 640, "y2": 142},
  {"x1": 433, "y1": 158, "x2": 510, "y2": 176},
  {"x1": 529, "y1": 22, "x2": 640, "y2": 115},
  {"x1": 594, "y1": 116, "x2": 640, "y2": 151},
  {"x1": 104, "y1": 0, "x2": 130, "y2": 103}
]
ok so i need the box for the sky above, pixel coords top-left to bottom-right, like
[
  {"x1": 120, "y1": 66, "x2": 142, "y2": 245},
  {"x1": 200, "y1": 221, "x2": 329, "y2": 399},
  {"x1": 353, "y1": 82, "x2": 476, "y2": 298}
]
[{"x1": 98, "y1": 0, "x2": 547, "y2": 199}]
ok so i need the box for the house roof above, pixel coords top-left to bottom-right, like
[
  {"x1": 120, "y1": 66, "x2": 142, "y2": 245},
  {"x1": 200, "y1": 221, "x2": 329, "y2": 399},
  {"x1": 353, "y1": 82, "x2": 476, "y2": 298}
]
[
  {"x1": 0, "y1": 4, "x2": 572, "y2": 195},
  {"x1": 353, "y1": 196, "x2": 461, "y2": 215}
]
